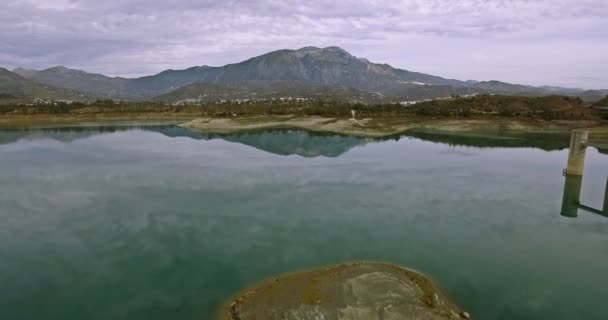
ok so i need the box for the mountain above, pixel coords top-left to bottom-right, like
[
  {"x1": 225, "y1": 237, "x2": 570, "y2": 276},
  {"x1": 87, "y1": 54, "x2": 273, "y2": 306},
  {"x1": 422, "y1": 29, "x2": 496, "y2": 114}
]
[
  {"x1": 7, "y1": 46, "x2": 606, "y2": 102},
  {"x1": 140, "y1": 45, "x2": 608, "y2": 101},
  {"x1": 145, "y1": 47, "x2": 469, "y2": 96},
  {"x1": 11, "y1": 47, "x2": 470, "y2": 100},
  {"x1": 187, "y1": 46, "x2": 465, "y2": 86},
  {"x1": 0, "y1": 68, "x2": 81, "y2": 101}
]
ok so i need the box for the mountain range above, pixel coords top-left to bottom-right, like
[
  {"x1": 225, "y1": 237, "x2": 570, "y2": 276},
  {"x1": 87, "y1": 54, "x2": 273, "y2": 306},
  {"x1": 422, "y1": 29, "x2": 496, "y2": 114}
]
[{"x1": 2, "y1": 46, "x2": 607, "y2": 103}]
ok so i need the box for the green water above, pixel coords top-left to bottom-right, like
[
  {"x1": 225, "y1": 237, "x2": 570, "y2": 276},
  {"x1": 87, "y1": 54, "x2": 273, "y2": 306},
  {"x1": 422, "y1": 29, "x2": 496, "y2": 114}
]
[{"x1": 0, "y1": 124, "x2": 607, "y2": 320}]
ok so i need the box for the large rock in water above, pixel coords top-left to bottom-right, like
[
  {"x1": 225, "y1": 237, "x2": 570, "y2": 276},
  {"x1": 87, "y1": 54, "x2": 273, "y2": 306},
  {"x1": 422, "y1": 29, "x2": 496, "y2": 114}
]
[{"x1": 220, "y1": 262, "x2": 470, "y2": 320}]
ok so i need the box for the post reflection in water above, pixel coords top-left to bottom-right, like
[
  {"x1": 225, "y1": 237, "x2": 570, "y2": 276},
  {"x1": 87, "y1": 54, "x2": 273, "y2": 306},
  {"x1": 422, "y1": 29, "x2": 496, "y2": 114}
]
[
  {"x1": 560, "y1": 129, "x2": 608, "y2": 218},
  {"x1": 604, "y1": 177, "x2": 608, "y2": 214},
  {"x1": 561, "y1": 174, "x2": 583, "y2": 218}
]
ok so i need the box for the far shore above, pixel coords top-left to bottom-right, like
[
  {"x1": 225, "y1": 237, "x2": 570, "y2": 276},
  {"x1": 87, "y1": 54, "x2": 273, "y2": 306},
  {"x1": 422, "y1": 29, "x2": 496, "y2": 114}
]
[
  {"x1": 0, "y1": 113, "x2": 199, "y2": 128},
  {"x1": 2, "y1": 113, "x2": 608, "y2": 144},
  {"x1": 179, "y1": 115, "x2": 608, "y2": 143}
]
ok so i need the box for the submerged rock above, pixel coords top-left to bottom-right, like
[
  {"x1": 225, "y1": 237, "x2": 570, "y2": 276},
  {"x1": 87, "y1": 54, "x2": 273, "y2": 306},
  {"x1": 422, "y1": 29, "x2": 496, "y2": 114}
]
[{"x1": 219, "y1": 262, "x2": 469, "y2": 320}]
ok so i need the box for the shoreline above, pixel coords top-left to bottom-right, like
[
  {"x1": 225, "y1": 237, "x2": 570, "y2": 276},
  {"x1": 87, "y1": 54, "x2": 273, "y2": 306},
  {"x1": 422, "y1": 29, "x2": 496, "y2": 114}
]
[
  {"x1": 178, "y1": 115, "x2": 608, "y2": 142},
  {"x1": 2, "y1": 113, "x2": 607, "y2": 143},
  {"x1": 0, "y1": 113, "x2": 200, "y2": 128}
]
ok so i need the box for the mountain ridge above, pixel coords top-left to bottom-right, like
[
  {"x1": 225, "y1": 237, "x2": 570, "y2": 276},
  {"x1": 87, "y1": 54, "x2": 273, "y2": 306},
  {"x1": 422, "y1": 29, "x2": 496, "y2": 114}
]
[
  {"x1": 5, "y1": 46, "x2": 476, "y2": 99},
  {"x1": 3, "y1": 46, "x2": 605, "y2": 103}
]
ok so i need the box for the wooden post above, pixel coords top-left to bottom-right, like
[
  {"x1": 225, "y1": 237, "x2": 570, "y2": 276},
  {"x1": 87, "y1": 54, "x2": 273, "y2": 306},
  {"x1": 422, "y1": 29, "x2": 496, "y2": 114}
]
[
  {"x1": 565, "y1": 129, "x2": 589, "y2": 176},
  {"x1": 561, "y1": 174, "x2": 583, "y2": 218}
]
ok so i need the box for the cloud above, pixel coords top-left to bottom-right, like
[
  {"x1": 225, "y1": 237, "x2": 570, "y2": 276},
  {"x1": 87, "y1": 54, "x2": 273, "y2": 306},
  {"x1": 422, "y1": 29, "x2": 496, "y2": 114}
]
[{"x1": 1, "y1": 0, "x2": 607, "y2": 88}]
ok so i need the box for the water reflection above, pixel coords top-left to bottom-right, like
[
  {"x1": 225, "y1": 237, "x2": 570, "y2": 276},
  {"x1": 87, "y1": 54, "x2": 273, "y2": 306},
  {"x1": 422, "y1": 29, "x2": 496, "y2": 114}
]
[
  {"x1": 403, "y1": 129, "x2": 571, "y2": 151},
  {"x1": 561, "y1": 174, "x2": 584, "y2": 217},
  {"x1": 7, "y1": 124, "x2": 606, "y2": 215},
  {"x1": 0, "y1": 124, "x2": 192, "y2": 145},
  {"x1": 561, "y1": 130, "x2": 608, "y2": 218},
  {"x1": 0, "y1": 125, "x2": 372, "y2": 157},
  {"x1": 199, "y1": 130, "x2": 370, "y2": 157},
  {"x1": 0, "y1": 124, "x2": 582, "y2": 157},
  {"x1": 1, "y1": 123, "x2": 608, "y2": 320},
  {"x1": 562, "y1": 174, "x2": 608, "y2": 217}
]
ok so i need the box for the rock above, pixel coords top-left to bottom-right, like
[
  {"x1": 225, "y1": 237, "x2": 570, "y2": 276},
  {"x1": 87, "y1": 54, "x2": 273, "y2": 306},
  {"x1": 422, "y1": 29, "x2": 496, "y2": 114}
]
[{"x1": 219, "y1": 262, "x2": 469, "y2": 320}]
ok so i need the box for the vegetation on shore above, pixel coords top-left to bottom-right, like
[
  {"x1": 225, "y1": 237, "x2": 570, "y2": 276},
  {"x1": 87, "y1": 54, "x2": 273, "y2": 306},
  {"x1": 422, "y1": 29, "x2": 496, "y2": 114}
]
[{"x1": 1, "y1": 94, "x2": 606, "y2": 121}]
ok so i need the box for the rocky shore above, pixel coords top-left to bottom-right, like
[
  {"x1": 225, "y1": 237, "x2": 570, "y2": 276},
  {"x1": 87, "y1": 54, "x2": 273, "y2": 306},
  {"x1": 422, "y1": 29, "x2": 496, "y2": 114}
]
[
  {"x1": 219, "y1": 262, "x2": 470, "y2": 320},
  {"x1": 180, "y1": 115, "x2": 608, "y2": 141}
]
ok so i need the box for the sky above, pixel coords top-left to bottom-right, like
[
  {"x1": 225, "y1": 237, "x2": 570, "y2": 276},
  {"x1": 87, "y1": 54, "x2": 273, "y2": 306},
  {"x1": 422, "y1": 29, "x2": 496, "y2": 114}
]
[{"x1": 1, "y1": 0, "x2": 607, "y2": 89}]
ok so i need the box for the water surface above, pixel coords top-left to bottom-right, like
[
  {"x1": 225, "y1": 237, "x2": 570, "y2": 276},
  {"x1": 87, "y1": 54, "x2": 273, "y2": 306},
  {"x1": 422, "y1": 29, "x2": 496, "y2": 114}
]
[{"x1": 1, "y1": 124, "x2": 607, "y2": 320}]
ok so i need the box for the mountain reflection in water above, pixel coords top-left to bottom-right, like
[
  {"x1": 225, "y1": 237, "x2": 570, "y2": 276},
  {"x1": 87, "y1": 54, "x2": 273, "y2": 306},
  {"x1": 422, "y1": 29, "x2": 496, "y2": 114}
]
[{"x1": 0, "y1": 123, "x2": 598, "y2": 157}]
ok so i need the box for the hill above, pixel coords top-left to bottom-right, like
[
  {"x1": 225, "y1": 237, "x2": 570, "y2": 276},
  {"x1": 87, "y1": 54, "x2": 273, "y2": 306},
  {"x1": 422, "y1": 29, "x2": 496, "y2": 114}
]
[
  {"x1": 592, "y1": 95, "x2": 608, "y2": 107},
  {"x1": 471, "y1": 81, "x2": 548, "y2": 96},
  {"x1": 581, "y1": 90, "x2": 608, "y2": 103},
  {"x1": 0, "y1": 68, "x2": 82, "y2": 102},
  {"x1": 14, "y1": 66, "x2": 132, "y2": 99}
]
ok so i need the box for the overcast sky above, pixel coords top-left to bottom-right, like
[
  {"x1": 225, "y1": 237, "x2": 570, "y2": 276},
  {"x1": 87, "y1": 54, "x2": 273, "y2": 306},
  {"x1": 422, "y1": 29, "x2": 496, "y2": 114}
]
[{"x1": 2, "y1": 0, "x2": 607, "y2": 89}]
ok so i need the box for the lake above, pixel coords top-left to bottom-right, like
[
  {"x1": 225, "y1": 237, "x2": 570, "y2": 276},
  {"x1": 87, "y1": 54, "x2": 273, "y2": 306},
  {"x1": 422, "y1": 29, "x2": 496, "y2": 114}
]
[{"x1": 0, "y1": 123, "x2": 607, "y2": 320}]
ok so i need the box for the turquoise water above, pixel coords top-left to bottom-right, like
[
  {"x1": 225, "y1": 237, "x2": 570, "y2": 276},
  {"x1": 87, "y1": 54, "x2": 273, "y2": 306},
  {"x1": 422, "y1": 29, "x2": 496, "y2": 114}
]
[{"x1": 0, "y1": 124, "x2": 607, "y2": 320}]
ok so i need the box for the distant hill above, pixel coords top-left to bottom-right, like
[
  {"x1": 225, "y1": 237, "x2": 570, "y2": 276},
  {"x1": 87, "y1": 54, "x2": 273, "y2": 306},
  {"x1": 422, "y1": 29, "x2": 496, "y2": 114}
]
[
  {"x1": 402, "y1": 94, "x2": 593, "y2": 119},
  {"x1": 471, "y1": 80, "x2": 548, "y2": 96},
  {"x1": 539, "y1": 85, "x2": 585, "y2": 95},
  {"x1": 592, "y1": 95, "x2": 608, "y2": 107},
  {"x1": 0, "y1": 68, "x2": 82, "y2": 101},
  {"x1": 6, "y1": 46, "x2": 607, "y2": 102},
  {"x1": 14, "y1": 66, "x2": 132, "y2": 99},
  {"x1": 580, "y1": 90, "x2": 608, "y2": 103},
  {"x1": 12, "y1": 68, "x2": 39, "y2": 79}
]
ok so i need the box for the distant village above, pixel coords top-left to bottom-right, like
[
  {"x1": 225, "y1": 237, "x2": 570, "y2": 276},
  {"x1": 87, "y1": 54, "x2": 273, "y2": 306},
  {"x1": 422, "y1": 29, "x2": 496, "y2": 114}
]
[{"x1": 24, "y1": 92, "x2": 485, "y2": 108}]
